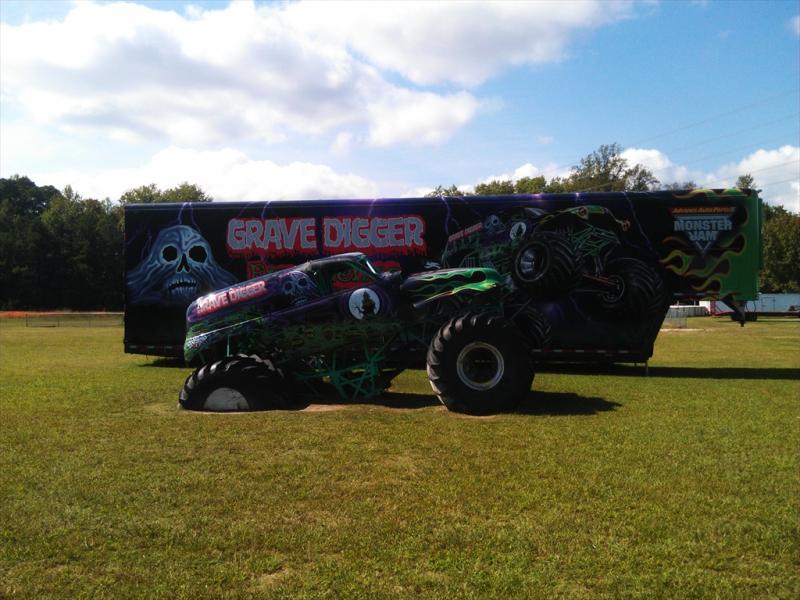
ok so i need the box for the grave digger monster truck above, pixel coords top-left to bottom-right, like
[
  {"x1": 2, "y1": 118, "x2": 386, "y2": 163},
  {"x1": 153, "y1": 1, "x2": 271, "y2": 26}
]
[
  {"x1": 440, "y1": 205, "x2": 666, "y2": 319},
  {"x1": 180, "y1": 253, "x2": 552, "y2": 415}
]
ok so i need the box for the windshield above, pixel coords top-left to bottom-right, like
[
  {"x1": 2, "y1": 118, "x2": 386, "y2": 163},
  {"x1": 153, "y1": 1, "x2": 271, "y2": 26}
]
[{"x1": 299, "y1": 254, "x2": 379, "y2": 294}]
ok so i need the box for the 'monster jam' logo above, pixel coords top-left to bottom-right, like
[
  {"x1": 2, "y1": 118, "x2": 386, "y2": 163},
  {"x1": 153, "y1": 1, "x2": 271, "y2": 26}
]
[{"x1": 670, "y1": 206, "x2": 735, "y2": 253}]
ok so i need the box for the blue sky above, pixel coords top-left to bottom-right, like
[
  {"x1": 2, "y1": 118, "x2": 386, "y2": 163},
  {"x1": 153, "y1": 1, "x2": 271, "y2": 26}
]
[{"x1": 1, "y1": 0, "x2": 798, "y2": 209}]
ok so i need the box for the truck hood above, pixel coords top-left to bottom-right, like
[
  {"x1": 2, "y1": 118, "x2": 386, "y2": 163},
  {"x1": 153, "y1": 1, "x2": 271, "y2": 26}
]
[{"x1": 186, "y1": 266, "x2": 303, "y2": 325}]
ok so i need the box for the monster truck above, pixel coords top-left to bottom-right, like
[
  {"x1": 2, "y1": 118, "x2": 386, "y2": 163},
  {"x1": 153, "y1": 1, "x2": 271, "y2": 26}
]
[
  {"x1": 441, "y1": 205, "x2": 666, "y2": 318},
  {"x1": 180, "y1": 253, "x2": 551, "y2": 415}
]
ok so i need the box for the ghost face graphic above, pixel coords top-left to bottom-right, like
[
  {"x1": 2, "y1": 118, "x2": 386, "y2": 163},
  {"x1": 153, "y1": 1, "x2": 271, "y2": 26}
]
[{"x1": 127, "y1": 225, "x2": 238, "y2": 305}]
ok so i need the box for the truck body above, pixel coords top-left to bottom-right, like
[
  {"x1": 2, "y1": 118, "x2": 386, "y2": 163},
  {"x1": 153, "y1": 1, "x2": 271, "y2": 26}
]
[
  {"x1": 124, "y1": 189, "x2": 762, "y2": 364},
  {"x1": 180, "y1": 253, "x2": 522, "y2": 412}
]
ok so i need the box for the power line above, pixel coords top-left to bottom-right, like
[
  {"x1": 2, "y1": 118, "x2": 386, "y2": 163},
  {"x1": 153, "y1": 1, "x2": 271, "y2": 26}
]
[
  {"x1": 701, "y1": 159, "x2": 799, "y2": 188},
  {"x1": 658, "y1": 114, "x2": 798, "y2": 155},
  {"x1": 471, "y1": 90, "x2": 800, "y2": 190},
  {"x1": 523, "y1": 116, "x2": 798, "y2": 185},
  {"x1": 627, "y1": 88, "x2": 799, "y2": 147},
  {"x1": 574, "y1": 157, "x2": 799, "y2": 193},
  {"x1": 681, "y1": 130, "x2": 800, "y2": 166},
  {"x1": 751, "y1": 177, "x2": 800, "y2": 189}
]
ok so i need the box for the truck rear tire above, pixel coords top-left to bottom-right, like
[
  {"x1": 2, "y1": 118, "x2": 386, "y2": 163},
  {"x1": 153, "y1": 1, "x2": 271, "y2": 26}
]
[
  {"x1": 427, "y1": 313, "x2": 533, "y2": 415},
  {"x1": 598, "y1": 258, "x2": 666, "y2": 318},
  {"x1": 512, "y1": 233, "x2": 580, "y2": 297},
  {"x1": 179, "y1": 355, "x2": 289, "y2": 411}
]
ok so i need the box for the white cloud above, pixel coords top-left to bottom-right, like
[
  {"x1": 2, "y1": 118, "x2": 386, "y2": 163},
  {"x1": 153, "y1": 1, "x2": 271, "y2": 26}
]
[
  {"x1": 709, "y1": 145, "x2": 800, "y2": 211},
  {"x1": 536, "y1": 135, "x2": 555, "y2": 145},
  {"x1": 367, "y1": 90, "x2": 479, "y2": 147},
  {"x1": 286, "y1": 1, "x2": 634, "y2": 86},
  {"x1": 0, "y1": 1, "x2": 636, "y2": 148},
  {"x1": 330, "y1": 131, "x2": 354, "y2": 156},
  {"x1": 622, "y1": 146, "x2": 800, "y2": 211},
  {"x1": 0, "y1": 1, "x2": 480, "y2": 147},
  {"x1": 478, "y1": 161, "x2": 569, "y2": 186},
  {"x1": 0, "y1": 122, "x2": 60, "y2": 166},
  {"x1": 621, "y1": 147, "x2": 704, "y2": 186},
  {"x1": 791, "y1": 15, "x2": 800, "y2": 36},
  {"x1": 29, "y1": 146, "x2": 379, "y2": 201},
  {"x1": 399, "y1": 186, "x2": 440, "y2": 198}
]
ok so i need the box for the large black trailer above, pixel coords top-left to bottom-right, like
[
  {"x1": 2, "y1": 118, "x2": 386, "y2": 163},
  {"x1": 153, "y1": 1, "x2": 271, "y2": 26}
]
[{"x1": 124, "y1": 189, "x2": 762, "y2": 362}]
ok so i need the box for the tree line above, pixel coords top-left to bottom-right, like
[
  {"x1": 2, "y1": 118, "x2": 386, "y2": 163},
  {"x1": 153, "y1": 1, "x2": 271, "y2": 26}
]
[
  {"x1": 0, "y1": 179, "x2": 209, "y2": 310},
  {"x1": 1, "y1": 144, "x2": 797, "y2": 310},
  {"x1": 428, "y1": 143, "x2": 661, "y2": 196}
]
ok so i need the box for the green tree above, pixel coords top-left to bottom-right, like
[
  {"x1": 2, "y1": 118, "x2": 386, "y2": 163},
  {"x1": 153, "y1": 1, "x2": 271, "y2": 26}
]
[
  {"x1": 162, "y1": 182, "x2": 212, "y2": 203},
  {"x1": 35, "y1": 188, "x2": 125, "y2": 310},
  {"x1": 474, "y1": 179, "x2": 515, "y2": 195},
  {"x1": 565, "y1": 143, "x2": 658, "y2": 192},
  {"x1": 428, "y1": 143, "x2": 659, "y2": 197},
  {"x1": 663, "y1": 181, "x2": 697, "y2": 191},
  {"x1": 514, "y1": 176, "x2": 547, "y2": 194},
  {"x1": 0, "y1": 176, "x2": 65, "y2": 308},
  {"x1": 760, "y1": 203, "x2": 800, "y2": 292},
  {"x1": 736, "y1": 173, "x2": 760, "y2": 192},
  {"x1": 0, "y1": 175, "x2": 62, "y2": 216},
  {"x1": 119, "y1": 182, "x2": 212, "y2": 204},
  {"x1": 119, "y1": 183, "x2": 163, "y2": 204},
  {"x1": 543, "y1": 176, "x2": 569, "y2": 193},
  {"x1": 425, "y1": 184, "x2": 467, "y2": 197}
]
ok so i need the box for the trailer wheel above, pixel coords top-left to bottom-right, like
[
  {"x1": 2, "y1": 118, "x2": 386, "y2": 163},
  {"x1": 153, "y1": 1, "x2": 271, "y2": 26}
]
[
  {"x1": 179, "y1": 355, "x2": 290, "y2": 411},
  {"x1": 427, "y1": 313, "x2": 533, "y2": 415},
  {"x1": 512, "y1": 233, "x2": 580, "y2": 297},
  {"x1": 598, "y1": 258, "x2": 666, "y2": 318}
]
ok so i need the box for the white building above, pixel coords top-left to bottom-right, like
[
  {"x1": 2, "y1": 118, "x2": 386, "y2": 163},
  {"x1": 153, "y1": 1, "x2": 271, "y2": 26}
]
[{"x1": 700, "y1": 293, "x2": 800, "y2": 315}]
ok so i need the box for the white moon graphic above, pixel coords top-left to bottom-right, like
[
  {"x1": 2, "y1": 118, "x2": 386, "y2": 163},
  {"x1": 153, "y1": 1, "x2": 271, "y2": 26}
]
[
  {"x1": 509, "y1": 221, "x2": 527, "y2": 240},
  {"x1": 348, "y1": 288, "x2": 381, "y2": 320}
]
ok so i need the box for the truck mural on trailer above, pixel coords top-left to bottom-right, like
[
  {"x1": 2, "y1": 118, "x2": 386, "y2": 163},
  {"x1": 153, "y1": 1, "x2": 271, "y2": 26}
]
[{"x1": 124, "y1": 190, "x2": 762, "y2": 412}]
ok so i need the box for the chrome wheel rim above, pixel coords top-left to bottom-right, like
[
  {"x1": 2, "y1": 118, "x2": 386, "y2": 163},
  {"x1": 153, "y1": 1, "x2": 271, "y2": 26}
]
[
  {"x1": 204, "y1": 387, "x2": 249, "y2": 411},
  {"x1": 517, "y1": 245, "x2": 546, "y2": 282},
  {"x1": 456, "y1": 342, "x2": 505, "y2": 391},
  {"x1": 601, "y1": 275, "x2": 626, "y2": 304}
]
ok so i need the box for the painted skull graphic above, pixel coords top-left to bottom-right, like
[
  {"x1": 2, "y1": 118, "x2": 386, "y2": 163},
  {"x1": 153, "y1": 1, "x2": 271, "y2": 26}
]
[
  {"x1": 279, "y1": 271, "x2": 319, "y2": 305},
  {"x1": 127, "y1": 225, "x2": 237, "y2": 305},
  {"x1": 483, "y1": 214, "x2": 505, "y2": 234}
]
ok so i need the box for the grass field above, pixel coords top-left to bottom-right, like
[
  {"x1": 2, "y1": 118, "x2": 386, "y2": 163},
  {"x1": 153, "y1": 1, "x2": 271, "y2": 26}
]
[{"x1": 1, "y1": 317, "x2": 798, "y2": 598}]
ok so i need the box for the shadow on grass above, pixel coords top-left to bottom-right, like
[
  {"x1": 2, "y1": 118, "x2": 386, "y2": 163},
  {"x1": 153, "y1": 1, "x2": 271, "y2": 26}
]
[
  {"x1": 539, "y1": 363, "x2": 800, "y2": 380},
  {"x1": 140, "y1": 357, "x2": 185, "y2": 368},
  {"x1": 286, "y1": 388, "x2": 618, "y2": 416},
  {"x1": 516, "y1": 390, "x2": 620, "y2": 416},
  {"x1": 291, "y1": 391, "x2": 439, "y2": 410}
]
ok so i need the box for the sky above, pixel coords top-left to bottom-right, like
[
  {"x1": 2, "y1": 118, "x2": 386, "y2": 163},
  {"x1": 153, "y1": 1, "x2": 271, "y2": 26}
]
[{"x1": 1, "y1": 0, "x2": 798, "y2": 210}]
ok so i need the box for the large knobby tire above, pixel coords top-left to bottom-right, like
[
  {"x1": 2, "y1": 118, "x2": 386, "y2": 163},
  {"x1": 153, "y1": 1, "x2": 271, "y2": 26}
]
[
  {"x1": 427, "y1": 313, "x2": 533, "y2": 415},
  {"x1": 598, "y1": 258, "x2": 667, "y2": 318},
  {"x1": 512, "y1": 232, "x2": 580, "y2": 297},
  {"x1": 513, "y1": 306, "x2": 552, "y2": 350},
  {"x1": 179, "y1": 355, "x2": 290, "y2": 412}
]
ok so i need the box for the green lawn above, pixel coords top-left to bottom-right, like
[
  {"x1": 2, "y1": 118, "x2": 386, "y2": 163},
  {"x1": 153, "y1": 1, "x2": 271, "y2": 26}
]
[{"x1": 1, "y1": 317, "x2": 798, "y2": 598}]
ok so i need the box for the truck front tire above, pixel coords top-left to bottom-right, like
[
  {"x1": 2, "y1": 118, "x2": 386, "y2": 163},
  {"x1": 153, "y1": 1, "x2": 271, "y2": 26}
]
[
  {"x1": 179, "y1": 355, "x2": 289, "y2": 411},
  {"x1": 427, "y1": 313, "x2": 533, "y2": 415}
]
